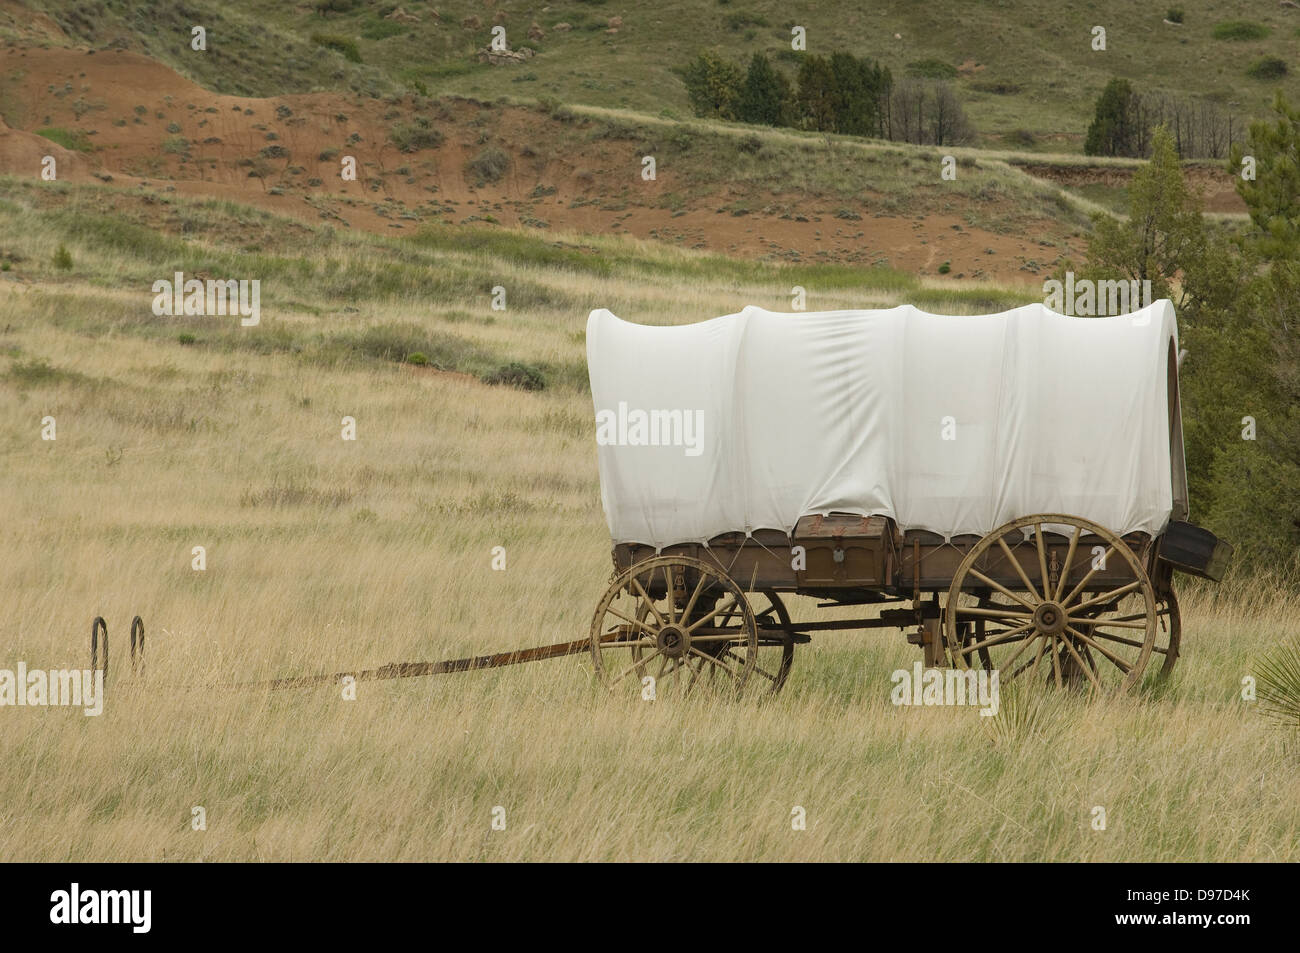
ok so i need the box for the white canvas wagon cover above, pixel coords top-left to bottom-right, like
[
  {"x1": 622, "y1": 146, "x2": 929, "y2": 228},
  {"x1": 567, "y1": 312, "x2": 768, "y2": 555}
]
[{"x1": 587, "y1": 300, "x2": 1186, "y2": 550}]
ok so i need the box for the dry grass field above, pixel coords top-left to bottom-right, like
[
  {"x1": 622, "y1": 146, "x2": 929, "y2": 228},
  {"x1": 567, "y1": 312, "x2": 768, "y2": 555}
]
[{"x1": 1, "y1": 179, "x2": 1298, "y2": 862}]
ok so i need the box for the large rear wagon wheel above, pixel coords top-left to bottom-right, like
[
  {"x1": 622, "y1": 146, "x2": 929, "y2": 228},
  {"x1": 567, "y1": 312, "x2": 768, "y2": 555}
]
[
  {"x1": 943, "y1": 514, "x2": 1157, "y2": 694},
  {"x1": 589, "y1": 556, "x2": 761, "y2": 699}
]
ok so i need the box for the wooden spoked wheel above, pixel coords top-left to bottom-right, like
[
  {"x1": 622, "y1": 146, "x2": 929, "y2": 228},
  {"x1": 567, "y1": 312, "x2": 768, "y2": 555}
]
[
  {"x1": 944, "y1": 514, "x2": 1157, "y2": 693},
  {"x1": 1155, "y1": 589, "x2": 1181, "y2": 677},
  {"x1": 721, "y1": 589, "x2": 796, "y2": 695},
  {"x1": 1112, "y1": 587, "x2": 1181, "y2": 678},
  {"x1": 589, "y1": 556, "x2": 760, "y2": 698}
]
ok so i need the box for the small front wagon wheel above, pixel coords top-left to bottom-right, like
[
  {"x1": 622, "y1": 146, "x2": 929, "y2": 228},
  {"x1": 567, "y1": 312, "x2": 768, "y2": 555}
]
[{"x1": 589, "y1": 556, "x2": 758, "y2": 699}]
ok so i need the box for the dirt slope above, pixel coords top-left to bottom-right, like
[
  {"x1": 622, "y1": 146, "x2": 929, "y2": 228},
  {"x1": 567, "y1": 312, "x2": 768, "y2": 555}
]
[{"x1": 1, "y1": 44, "x2": 1080, "y2": 283}]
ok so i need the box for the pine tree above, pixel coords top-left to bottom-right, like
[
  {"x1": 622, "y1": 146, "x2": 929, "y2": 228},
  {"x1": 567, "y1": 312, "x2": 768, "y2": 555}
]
[
  {"x1": 1083, "y1": 125, "x2": 1211, "y2": 306},
  {"x1": 795, "y1": 55, "x2": 837, "y2": 131},
  {"x1": 736, "y1": 52, "x2": 791, "y2": 127},
  {"x1": 678, "y1": 51, "x2": 743, "y2": 120},
  {"x1": 1232, "y1": 91, "x2": 1300, "y2": 260},
  {"x1": 828, "y1": 52, "x2": 870, "y2": 135},
  {"x1": 1084, "y1": 78, "x2": 1136, "y2": 156},
  {"x1": 1079, "y1": 125, "x2": 1281, "y2": 567},
  {"x1": 1208, "y1": 93, "x2": 1300, "y2": 573}
]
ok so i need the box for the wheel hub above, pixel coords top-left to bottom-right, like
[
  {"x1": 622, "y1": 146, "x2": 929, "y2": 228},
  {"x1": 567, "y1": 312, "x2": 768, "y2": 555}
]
[
  {"x1": 1033, "y1": 601, "x2": 1068, "y2": 636},
  {"x1": 656, "y1": 624, "x2": 690, "y2": 659}
]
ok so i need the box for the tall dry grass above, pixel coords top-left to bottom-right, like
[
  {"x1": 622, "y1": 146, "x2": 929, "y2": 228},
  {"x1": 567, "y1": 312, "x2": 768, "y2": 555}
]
[{"x1": 0, "y1": 184, "x2": 1296, "y2": 861}]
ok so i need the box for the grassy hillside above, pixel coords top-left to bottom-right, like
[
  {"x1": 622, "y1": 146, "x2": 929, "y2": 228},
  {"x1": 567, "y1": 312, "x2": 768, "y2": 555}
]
[
  {"x1": 12, "y1": 0, "x2": 1300, "y2": 148},
  {"x1": 0, "y1": 42, "x2": 1113, "y2": 282},
  {"x1": 2, "y1": 179, "x2": 1297, "y2": 861}
]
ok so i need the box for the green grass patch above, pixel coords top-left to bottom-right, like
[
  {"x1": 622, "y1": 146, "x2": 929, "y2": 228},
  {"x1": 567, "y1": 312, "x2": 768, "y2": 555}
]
[
  {"x1": 312, "y1": 33, "x2": 362, "y2": 63},
  {"x1": 1247, "y1": 57, "x2": 1288, "y2": 81},
  {"x1": 1212, "y1": 20, "x2": 1269, "y2": 41},
  {"x1": 361, "y1": 19, "x2": 408, "y2": 41},
  {"x1": 906, "y1": 58, "x2": 958, "y2": 79},
  {"x1": 4, "y1": 357, "x2": 86, "y2": 387},
  {"x1": 482, "y1": 361, "x2": 546, "y2": 391},
  {"x1": 36, "y1": 127, "x2": 93, "y2": 152}
]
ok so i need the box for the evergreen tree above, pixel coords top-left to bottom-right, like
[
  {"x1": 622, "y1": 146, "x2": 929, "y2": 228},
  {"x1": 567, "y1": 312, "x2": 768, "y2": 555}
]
[
  {"x1": 1232, "y1": 92, "x2": 1300, "y2": 260},
  {"x1": 1209, "y1": 93, "x2": 1300, "y2": 572},
  {"x1": 1078, "y1": 125, "x2": 1274, "y2": 564},
  {"x1": 795, "y1": 55, "x2": 837, "y2": 131},
  {"x1": 736, "y1": 52, "x2": 791, "y2": 127},
  {"x1": 1085, "y1": 78, "x2": 1137, "y2": 156},
  {"x1": 828, "y1": 52, "x2": 873, "y2": 135},
  {"x1": 1083, "y1": 126, "x2": 1211, "y2": 306},
  {"x1": 678, "y1": 51, "x2": 743, "y2": 120}
]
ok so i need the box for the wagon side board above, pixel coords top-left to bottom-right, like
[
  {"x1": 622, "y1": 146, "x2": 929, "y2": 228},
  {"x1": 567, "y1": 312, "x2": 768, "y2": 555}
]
[{"x1": 612, "y1": 513, "x2": 1155, "y2": 599}]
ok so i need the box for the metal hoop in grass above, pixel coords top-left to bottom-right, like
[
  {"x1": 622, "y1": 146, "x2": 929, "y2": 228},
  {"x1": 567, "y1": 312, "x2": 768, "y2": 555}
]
[
  {"x1": 130, "y1": 616, "x2": 145, "y2": 675},
  {"x1": 91, "y1": 616, "x2": 108, "y2": 684}
]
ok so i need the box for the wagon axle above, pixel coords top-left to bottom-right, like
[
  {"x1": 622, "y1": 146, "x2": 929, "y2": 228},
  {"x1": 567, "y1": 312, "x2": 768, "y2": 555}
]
[
  {"x1": 655, "y1": 624, "x2": 690, "y2": 660},
  {"x1": 1032, "y1": 602, "x2": 1068, "y2": 636}
]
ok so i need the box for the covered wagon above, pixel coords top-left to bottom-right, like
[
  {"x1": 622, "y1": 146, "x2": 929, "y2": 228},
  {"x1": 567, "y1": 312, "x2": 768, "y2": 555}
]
[{"x1": 585, "y1": 299, "x2": 1231, "y2": 696}]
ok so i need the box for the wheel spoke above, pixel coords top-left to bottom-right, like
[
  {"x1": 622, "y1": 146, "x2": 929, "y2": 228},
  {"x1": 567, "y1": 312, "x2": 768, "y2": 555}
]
[
  {"x1": 716, "y1": 589, "x2": 740, "y2": 627},
  {"x1": 1065, "y1": 625, "x2": 1132, "y2": 674},
  {"x1": 993, "y1": 623, "x2": 1044, "y2": 671},
  {"x1": 609, "y1": 648, "x2": 662, "y2": 686},
  {"x1": 722, "y1": 647, "x2": 772, "y2": 682},
  {"x1": 1074, "y1": 617, "x2": 1148, "y2": 629},
  {"x1": 1031, "y1": 630, "x2": 1050, "y2": 678},
  {"x1": 1054, "y1": 525, "x2": 1082, "y2": 602},
  {"x1": 1035, "y1": 523, "x2": 1052, "y2": 602},
  {"x1": 678, "y1": 572, "x2": 709, "y2": 628},
  {"x1": 1059, "y1": 544, "x2": 1115, "y2": 607},
  {"x1": 687, "y1": 597, "x2": 738, "y2": 634},
  {"x1": 1059, "y1": 634, "x2": 1103, "y2": 691},
  {"x1": 597, "y1": 635, "x2": 655, "y2": 649},
  {"x1": 959, "y1": 620, "x2": 1034, "y2": 657},
  {"x1": 683, "y1": 656, "x2": 703, "y2": 693},
  {"x1": 956, "y1": 606, "x2": 1033, "y2": 621},
  {"x1": 1010, "y1": 632, "x2": 1050, "y2": 683},
  {"x1": 1087, "y1": 628, "x2": 1167, "y2": 653},
  {"x1": 1004, "y1": 634, "x2": 1048, "y2": 681},
  {"x1": 1070, "y1": 580, "x2": 1141, "y2": 614},
  {"x1": 1079, "y1": 640, "x2": 1100, "y2": 674},
  {"x1": 689, "y1": 646, "x2": 745, "y2": 680},
  {"x1": 629, "y1": 574, "x2": 665, "y2": 627},
  {"x1": 997, "y1": 535, "x2": 1041, "y2": 602},
  {"x1": 968, "y1": 569, "x2": 1036, "y2": 610},
  {"x1": 1050, "y1": 635, "x2": 1063, "y2": 688},
  {"x1": 601, "y1": 605, "x2": 657, "y2": 636},
  {"x1": 663, "y1": 564, "x2": 676, "y2": 625},
  {"x1": 658, "y1": 657, "x2": 689, "y2": 682}
]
